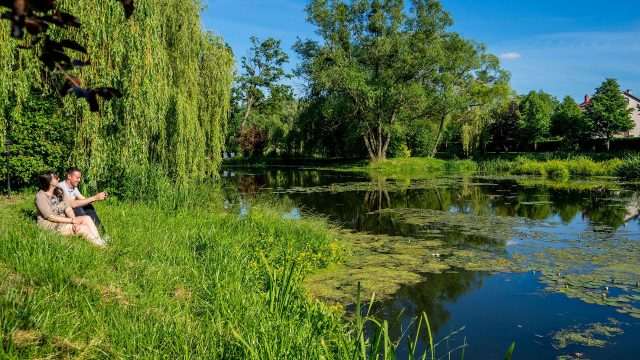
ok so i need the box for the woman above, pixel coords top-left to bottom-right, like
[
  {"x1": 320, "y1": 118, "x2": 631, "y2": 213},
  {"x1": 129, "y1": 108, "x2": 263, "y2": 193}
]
[{"x1": 34, "y1": 171, "x2": 106, "y2": 247}]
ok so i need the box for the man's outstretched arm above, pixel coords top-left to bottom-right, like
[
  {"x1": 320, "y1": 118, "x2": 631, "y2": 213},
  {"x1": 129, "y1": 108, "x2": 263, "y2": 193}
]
[{"x1": 71, "y1": 192, "x2": 106, "y2": 208}]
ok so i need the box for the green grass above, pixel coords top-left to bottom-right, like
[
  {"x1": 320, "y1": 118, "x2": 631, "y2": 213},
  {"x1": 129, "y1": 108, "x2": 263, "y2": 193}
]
[
  {"x1": 0, "y1": 194, "x2": 484, "y2": 359},
  {"x1": 0, "y1": 194, "x2": 345, "y2": 358},
  {"x1": 360, "y1": 155, "x2": 639, "y2": 181},
  {"x1": 367, "y1": 157, "x2": 477, "y2": 178},
  {"x1": 478, "y1": 155, "x2": 640, "y2": 180}
]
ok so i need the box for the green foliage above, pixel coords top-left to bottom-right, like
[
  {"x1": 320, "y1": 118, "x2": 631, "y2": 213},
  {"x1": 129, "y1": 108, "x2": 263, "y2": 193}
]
[
  {"x1": 512, "y1": 160, "x2": 546, "y2": 176},
  {"x1": 387, "y1": 142, "x2": 412, "y2": 158},
  {"x1": 490, "y1": 100, "x2": 520, "y2": 152},
  {"x1": 586, "y1": 78, "x2": 634, "y2": 150},
  {"x1": 477, "y1": 155, "x2": 636, "y2": 179},
  {"x1": 295, "y1": 0, "x2": 509, "y2": 160},
  {"x1": 0, "y1": 0, "x2": 234, "y2": 197},
  {"x1": 565, "y1": 157, "x2": 603, "y2": 176},
  {"x1": 0, "y1": 196, "x2": 345, "y2": 358},
  {"x1": 367, "y1": 157, "x2": 476, "y2": 178},
  {"x1": 289, "y1": 95, "x2": 366, "y2": 158},
  {"x1": 477, "y1": 158, "x2": 513, "y2": 175},
  {"x1": 235, "y1": 36, "x2": 292, "y2": 126},
  {"x1": 228, "y1": 36, "x2": 294, "y2": 156},
  {"x1": 0, "y1": 93, "x2": 73, "y2": 189},
  {"x1": 615, "y1": 156, "x2": 640, "y2": 180},
  {"x1": 518, "y1": 90, "x2": 557, "y2": 148},
  {"x1": 542, "y1": 160, "x2": 569, "y2": 179}
]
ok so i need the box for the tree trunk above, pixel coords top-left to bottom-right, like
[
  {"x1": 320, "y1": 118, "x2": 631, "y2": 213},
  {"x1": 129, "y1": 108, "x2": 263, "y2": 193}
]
[
  {"x1": 431, "y1": 115, "x2": 447, "y2": 157},
  {"x1": 606, "y1": 138, "x2": 610, "y2": 151},
  {"x1": 377, "y1": 126, "x2": 383, "y2": 159},
  {"x1": 363, "y1": 125, "x2": 391, "y2": 160},
  {"x1": 363, "y1": 132, "x2": 376, "y2": 160},
  {"x1": 534, "y1": 141, "x2": 538, "y2": 151},
  {"x1": 242, "y1": 94, "x2": 253, "y2": 128},
  {"x1": 381, "y1": 134, "x2": 390, "y2": 160}
]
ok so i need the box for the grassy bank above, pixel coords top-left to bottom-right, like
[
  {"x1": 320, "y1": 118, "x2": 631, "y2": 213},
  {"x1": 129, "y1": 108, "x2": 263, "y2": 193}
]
[
  {"x1": 1, "y1": 195, "x2": 478, "y2": 359},
  {"x1": 1, "y1": 195, "x2": 349, "y2": 358},
  {"x1": 352, "y1": 155, "x2": 640, "y2": 180},
  {"x1": 477, "y1": 156, "x2": 640, "y2": 179}
]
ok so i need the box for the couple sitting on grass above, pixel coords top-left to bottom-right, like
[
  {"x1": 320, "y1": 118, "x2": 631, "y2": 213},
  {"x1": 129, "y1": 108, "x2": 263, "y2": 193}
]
[{"x1": 34, "y1": 167, "x2": 109, "y2": 247}]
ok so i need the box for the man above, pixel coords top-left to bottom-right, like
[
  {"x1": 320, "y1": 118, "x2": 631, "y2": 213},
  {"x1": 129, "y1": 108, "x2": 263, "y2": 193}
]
[{"x1": 59, "y1": 167, "x2": 107, "y2": 235}]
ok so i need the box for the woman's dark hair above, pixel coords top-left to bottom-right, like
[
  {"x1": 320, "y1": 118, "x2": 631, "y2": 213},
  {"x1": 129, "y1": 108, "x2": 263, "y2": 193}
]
[{"x1": 38, "y1": 171, "x2": 64, "y2": 201}]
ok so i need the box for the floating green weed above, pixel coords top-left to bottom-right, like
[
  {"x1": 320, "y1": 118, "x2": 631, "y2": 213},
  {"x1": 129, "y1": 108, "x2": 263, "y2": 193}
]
[{"x1": 551, "y1": 320, "x2": 624, "y2": 350}]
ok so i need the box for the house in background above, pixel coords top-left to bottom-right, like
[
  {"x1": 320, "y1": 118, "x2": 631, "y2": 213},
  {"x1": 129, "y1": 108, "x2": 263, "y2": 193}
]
[{"x1": 579, "y1": 89, "x2": 640, "y2": 137}]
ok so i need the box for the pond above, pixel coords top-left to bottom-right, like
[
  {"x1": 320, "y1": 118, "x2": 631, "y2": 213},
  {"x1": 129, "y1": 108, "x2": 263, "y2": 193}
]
[{"x1": 221, "y1": 168, "x2": 640, "y2": 359}]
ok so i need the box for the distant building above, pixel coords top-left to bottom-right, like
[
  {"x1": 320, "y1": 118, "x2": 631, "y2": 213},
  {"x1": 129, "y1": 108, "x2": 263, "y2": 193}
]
[{"x1": 578, "y1": 89, "x2": 640, "y2": 137}]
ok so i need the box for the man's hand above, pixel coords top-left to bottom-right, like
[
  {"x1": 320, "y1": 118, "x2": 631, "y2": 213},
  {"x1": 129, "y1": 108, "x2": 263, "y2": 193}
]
[{"x1": 94, "y1": 192, "x2": 107, "y2": 201}]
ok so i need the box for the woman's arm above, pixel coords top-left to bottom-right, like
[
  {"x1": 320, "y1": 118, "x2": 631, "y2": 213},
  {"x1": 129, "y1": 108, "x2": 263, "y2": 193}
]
[
  {"x1": 64, "y1": 207, "x2": 76, "y2": 219},
  {"x1": 47, "y1": 215, "x2": 75, "y2": 224}
]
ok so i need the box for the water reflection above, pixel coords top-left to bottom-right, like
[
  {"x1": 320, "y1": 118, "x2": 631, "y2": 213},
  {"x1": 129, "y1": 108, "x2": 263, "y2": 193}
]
[
  {"x1": 222, "y1": 169, "x2": 640, "y2": 233},
  {"x1": 368, "y1": 270, "x2": 488, "y2": 340}
]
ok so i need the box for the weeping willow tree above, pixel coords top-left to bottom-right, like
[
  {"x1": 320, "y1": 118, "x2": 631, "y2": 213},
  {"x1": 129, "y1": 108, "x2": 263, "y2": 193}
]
[{"x1": 0, "y1": 0, "x2": 234, "y2": 198}]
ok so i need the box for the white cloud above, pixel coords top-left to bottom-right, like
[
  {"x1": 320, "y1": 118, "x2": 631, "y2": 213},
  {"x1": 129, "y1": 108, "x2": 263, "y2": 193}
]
[{"x1": 499, "y1": 52, "x2": 522, "y2": 60}]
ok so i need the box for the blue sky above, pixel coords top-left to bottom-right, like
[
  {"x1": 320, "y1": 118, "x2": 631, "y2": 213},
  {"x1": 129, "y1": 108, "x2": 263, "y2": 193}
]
[{"x1": 201, "y1": 0, "x2": 640, "y2": 102}]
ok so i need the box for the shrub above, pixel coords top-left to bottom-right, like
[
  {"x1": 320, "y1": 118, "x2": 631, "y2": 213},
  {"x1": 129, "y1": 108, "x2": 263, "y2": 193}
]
[
  {"x1": 512, "y1": 161, "x2": 546, "y2": 176},
  {"x1": 0, "y1": 94, "x2": 74, "y2": 191},
  {"x1": 601, "y1": 158, "x2": 624, "y2": 176},
  {"x1": 543, "y1": 160, "x2": 570, "y2": 178},
  {"x1": 566, "y1": 157, "x2": 602, "y2": 176},
  {"x1": 615, "y1": 157, "x2": 640, "y2": 180},
  {"x1": 237, "y1": 126, "x2": 269, "y2": 157}
]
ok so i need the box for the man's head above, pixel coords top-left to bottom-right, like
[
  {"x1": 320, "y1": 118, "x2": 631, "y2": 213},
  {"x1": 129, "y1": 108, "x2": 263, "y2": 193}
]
[{"x1": 65, "y1": 167, "x2": 82, "y2": 187}]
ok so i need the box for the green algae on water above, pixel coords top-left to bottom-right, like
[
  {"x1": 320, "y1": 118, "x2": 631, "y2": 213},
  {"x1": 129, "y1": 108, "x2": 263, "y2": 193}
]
[{"x1": 551, "y1": 320, "x2": 624, "y2": 350}]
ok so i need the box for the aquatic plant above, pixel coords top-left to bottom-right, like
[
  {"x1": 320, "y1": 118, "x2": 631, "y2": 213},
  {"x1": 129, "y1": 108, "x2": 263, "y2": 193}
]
[
  {"x1": 565, "y1": 157, "x2": 603, "y2": 176},
  {"x1": 512, "y1": 160, "x2": 546, "y2": 176},
  {"x1": 542, "y1": 160, "x2": 570, "y2": 178},
  {"x1": 477, "y1": 158, "x2": 513, "y2": 175},
  {"x1": 551, "y1": 320, "x2": 624, "y2": 350},
  {"x1": 615, "y1": 156, "x2": 640, "y2": 180}
]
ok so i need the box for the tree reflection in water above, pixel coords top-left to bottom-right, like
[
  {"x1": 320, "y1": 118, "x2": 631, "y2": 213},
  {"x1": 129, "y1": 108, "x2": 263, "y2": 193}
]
[
  {"x1": 366, "y1": 270, "x2": 487, "y2": 343},
  {"x1": 222, "y1": 168, "x2": 640, "y2": 234}
]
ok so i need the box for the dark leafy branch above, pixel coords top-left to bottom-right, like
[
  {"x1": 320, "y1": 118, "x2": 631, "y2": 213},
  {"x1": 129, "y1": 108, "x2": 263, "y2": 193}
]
[{"x1": 1, "y1": 0, "x2": 133, "y2": 112}]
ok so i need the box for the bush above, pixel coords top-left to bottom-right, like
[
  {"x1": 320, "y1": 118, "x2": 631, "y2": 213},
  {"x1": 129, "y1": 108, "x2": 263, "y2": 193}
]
[
  {"x1": 601, "y1": 158, "x2": 624, "y2": 176},
  {"x1": 512, "y1": 161, "x2": 546, "y2": 176},
  {"x1": 615, "y1": 157, "x2": 640, "y2": 180},
  {"x1": 543, "y1": 160, "x2": 569, "y2": 178},
  {"x1": 566, "y1": 157, "x2": 602, "y2": 176},
  {"x1": 0, "y1": 94, "x2": 73, "y2": 191}
]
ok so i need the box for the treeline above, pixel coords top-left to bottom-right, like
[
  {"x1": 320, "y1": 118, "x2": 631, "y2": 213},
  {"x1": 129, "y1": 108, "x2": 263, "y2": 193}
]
[
  {"x1": 0, "y1": 0, "x2": 234, "y2": 197},
  {"x1": 458, "y1": 78, "x2": 634, "y2": 155},
  {"x1": 226, "y1": 0, "x2": 509, "y2": 160},
  {"x1": 226, "y1": 1, "x2": 634, "y2": 161}
]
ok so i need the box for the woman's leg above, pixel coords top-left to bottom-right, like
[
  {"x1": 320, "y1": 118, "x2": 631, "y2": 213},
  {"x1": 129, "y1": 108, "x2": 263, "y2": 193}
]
[{"x1": 73, "y1": 216, "x2": 105, "y2": 246}]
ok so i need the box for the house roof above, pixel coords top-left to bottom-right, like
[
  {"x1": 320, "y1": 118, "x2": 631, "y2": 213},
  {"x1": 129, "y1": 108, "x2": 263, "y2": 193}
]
[
  {"x1": 623, "y1": 91, "x2": 640, "y2": 104},
  {"x1": 579, "y1": 90, "x2": 640, "y2": 109}
]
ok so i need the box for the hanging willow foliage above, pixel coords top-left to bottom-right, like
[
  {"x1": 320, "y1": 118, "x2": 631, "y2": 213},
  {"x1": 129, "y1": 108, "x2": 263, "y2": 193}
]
[{"x1": 0, "y1": 0, "x2": 233, "y2": 198}]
